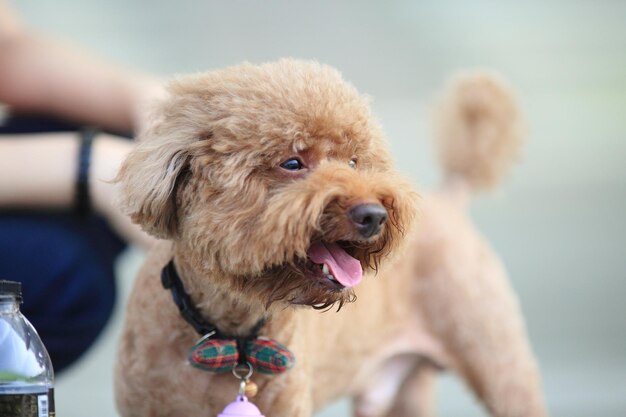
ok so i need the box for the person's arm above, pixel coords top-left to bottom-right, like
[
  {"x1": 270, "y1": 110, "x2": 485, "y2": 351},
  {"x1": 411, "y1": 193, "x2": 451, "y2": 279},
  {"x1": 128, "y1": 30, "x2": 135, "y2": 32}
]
[
  {"x1": 0, "y1": 1, "x2": 164, "y2": 134},
  {"x1": 0, "y1": 133, "x2": 156, "y2": 248},
  {"x1": 0, "y1": 134, "x2": 78, "y2": 208}
]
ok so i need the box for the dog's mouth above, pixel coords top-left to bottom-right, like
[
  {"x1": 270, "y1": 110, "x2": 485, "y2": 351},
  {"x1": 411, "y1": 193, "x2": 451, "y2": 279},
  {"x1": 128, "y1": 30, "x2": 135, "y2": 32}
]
[
  {"x1": 306, "y1": 241, "x2": 363, "y2": 290},
  {"x1": 249, "y1": 240, "x2": 364, "y2": 307}
]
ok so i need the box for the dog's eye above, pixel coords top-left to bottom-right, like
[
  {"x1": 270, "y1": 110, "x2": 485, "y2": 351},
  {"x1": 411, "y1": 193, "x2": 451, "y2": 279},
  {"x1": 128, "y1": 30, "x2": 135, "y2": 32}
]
[
  {"x1": 280, "y1": 158, "x2": 304, "y2": 171},
  {"x1": 349, "y1": 159, "x2": 357, "y2": 169}
]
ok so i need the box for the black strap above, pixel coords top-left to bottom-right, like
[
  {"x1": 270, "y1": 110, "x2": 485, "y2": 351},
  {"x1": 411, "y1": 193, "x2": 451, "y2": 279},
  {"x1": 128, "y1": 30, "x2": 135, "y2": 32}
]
[
  {"x1": 75, "y1": 127, "x2": 97, "y2": 215},
  {"x1": 161, "y1": 260, "x2": 266, "y2": 361},
  {"x1": 161, "y1": 261, "x2": 219, "y2": 336}
]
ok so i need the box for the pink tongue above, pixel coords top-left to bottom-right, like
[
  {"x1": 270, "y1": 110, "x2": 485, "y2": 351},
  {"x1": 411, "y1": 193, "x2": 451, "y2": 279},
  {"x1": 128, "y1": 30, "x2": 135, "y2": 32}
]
[{"x1": 307, "y1": 242, "x2": 363, "y2": 288}]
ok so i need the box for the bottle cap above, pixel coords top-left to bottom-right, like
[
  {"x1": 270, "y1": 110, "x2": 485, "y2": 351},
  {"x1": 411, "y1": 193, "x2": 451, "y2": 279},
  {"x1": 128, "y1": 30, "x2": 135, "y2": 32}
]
[{"x1": 0, "y1": 280, "x2": 22, "y2": 301}]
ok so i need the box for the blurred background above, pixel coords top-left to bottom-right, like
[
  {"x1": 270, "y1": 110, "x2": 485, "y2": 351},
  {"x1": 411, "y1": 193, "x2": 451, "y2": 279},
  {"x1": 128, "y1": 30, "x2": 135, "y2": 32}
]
[{"x1": 10, "y1": 0, "x2": 626, "y2": 416}]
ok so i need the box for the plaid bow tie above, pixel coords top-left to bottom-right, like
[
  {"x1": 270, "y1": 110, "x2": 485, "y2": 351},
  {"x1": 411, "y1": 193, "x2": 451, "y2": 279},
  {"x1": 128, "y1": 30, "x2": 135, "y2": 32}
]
[{"x1": 189, "y1": 337, "x2": 295, "y2": 374}]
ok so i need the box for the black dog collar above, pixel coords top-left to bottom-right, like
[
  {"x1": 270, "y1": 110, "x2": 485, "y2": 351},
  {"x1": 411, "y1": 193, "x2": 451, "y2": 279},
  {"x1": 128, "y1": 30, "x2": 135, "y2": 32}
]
[{"x1": 161, "y1": 260, "x2": 266, "y2": 363}]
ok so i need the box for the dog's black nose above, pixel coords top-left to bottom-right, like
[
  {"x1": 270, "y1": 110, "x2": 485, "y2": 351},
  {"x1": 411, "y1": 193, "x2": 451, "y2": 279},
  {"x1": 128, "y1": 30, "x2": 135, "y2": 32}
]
[{"x1": 349, "y1": 203, "x2": 388, "y2": 238}]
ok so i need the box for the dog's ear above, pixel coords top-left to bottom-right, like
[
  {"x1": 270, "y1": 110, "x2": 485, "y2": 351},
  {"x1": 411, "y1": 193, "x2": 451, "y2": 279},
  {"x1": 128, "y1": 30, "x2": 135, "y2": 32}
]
[{"x1": 116, "y1": 104, "x2": 194, "y2": 239}]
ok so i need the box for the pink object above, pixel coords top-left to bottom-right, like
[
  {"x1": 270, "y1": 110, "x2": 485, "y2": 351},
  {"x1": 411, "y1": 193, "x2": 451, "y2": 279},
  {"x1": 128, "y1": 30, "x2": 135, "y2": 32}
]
[
  {"x1": 307, "y1": 241, "x2": 363, "y2": 287},
  {"x1": 218, "y1": 395, "x2": 265, "y2": 417}
]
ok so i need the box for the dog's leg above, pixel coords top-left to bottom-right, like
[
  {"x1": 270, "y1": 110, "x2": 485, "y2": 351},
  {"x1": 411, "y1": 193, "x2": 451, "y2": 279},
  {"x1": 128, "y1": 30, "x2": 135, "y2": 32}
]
[
  {"x1": 352, "y1": 355, "x2": 423, "y2": 417},
  {"x1": 254, "y1": 368, "x2": 314, "y2": 417},
  {"x1": 384, "y1": 361, "x2": 438, "y2": 417},
  {"x1": 416, "y1": 241, "x2": 548, "y2": 417},
  {"x1": 262, "y1": 394, "x2": 313, "y2": 417}
]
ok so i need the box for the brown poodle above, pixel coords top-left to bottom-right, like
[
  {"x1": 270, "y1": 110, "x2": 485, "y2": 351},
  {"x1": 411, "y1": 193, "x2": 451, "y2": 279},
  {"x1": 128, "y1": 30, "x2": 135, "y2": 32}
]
[{"x1": 114, "y1": 59, "x2": 548, "y2": 417}]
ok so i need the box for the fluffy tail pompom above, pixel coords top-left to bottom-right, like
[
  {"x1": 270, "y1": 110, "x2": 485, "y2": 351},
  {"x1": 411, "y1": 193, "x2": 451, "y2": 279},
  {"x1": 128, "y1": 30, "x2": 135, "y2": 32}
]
[{"x1": 434, "y1": 71, "x2": 523, "y2": 192}]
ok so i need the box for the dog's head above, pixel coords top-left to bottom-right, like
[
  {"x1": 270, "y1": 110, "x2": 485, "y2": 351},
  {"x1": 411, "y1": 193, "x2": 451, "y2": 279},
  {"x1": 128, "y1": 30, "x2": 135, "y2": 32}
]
[{"x1": 118, "y1": 59, "x2": 417, "y2": 309}]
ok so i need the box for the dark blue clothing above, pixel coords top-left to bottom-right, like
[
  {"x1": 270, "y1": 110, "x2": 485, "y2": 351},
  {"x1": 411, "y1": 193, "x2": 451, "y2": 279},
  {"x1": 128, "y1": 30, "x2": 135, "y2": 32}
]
[{"x1": 0, "y1": 114, "x2": 126, "y2": 372}]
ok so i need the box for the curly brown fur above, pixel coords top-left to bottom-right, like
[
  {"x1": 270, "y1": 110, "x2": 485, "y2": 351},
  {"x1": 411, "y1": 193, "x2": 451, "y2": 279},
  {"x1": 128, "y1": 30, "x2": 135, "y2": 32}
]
[{"x1": 115, "y1": 61, "x2": 548, "y2": 417}]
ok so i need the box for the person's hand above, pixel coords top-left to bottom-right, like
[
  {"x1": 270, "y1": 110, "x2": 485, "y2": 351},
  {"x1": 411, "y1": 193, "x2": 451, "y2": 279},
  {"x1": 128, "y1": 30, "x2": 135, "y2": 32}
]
[
  {"x1": 127, "y1": 76, "x2": 168, "y2": 137},
  {"x1": 90, "y1": 134, "x2": 157, "y2": 249}
]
